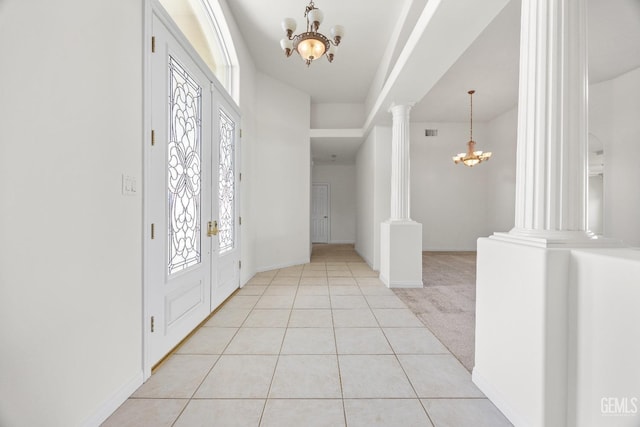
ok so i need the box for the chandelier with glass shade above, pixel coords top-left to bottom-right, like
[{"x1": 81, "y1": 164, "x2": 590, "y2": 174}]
[
  {"x1": 453, "y1": 90, "x2": 492, "y2": 167},
  {"x1": 280, "y1": 0, "x2": 345, "y2": 66}
]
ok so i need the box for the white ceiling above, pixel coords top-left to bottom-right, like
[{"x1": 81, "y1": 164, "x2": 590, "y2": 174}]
[
  {"x1": 225, "y1": 0, "x2": 408, "y2": 103},
  {"x1": 223, "y1": 0, "x2": 640, "y2": 163}
]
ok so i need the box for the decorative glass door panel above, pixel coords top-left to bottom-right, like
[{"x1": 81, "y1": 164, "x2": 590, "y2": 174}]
[
  {"x1": 168, "y1": 57, "x2": 202, "y2": 275},
  {"x1": 218, "y1": 109, "x2": 235, "y2": 254},
  {"x1": 211, "y1": 94, "x2": 241, "y2": 310}
]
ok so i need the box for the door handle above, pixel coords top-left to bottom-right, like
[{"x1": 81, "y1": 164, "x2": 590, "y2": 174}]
[{"x1": 207, "y1": 220, "x2": 219, "y2": 237}]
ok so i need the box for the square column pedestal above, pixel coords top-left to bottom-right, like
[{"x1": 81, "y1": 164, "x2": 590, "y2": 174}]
[
  {"x1": 474, "y1": 235, "x2": 639, "y2": 427},
  {"x1": 379, "y1": 220, "x2": 423, "y2": 288},
  {"x1": 473, "y1": 236, "x2": 571, "y2": 426}
]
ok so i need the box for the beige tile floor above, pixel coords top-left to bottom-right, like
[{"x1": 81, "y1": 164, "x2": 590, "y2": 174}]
[{"x1": 103, "y1": 255, "x2": 512, "y2": 426}]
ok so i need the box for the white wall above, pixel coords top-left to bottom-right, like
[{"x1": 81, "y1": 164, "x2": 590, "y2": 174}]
[
  {"x1": 355, "y1": 126, "x2": 391, "y2": 269},
  {"x1": 355, "y1": 131, "x2": 376, "y2": 265},
  {"x1": 310, "y1": 103, "x2": 365, "y2": 129},
  {"x1": 588, "y1": 175, "x2": 604, "y2": 235},
  {"x1": 0, "y1": 1, "x2": 143, "y2": 425},
  {"x1": 486, "y1": 107, "x2": 517, "y2": 233},
  {"x1": 411, "y1": 122, "x2": 493, "y2": 250},
  {"x1": 312, "y1": 164, "x2": 357, "y2": 243},
  {"x1": 373, "y1": 127, "x2": 392, "y2": 268},
  {"x1": 253, "y1": 72, "x2": 311, "y2": 270},
  {"x1": 590, "y1": 67, "x2": 640, "y2": 247}
]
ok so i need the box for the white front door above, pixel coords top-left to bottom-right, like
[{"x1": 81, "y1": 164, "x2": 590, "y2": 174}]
[
  {"x1": 146, "y1": 8, "x2": 242, "y2": 370},
  {"x1": 147, "y1": 14, "x2": 214, "y2": 367},
  {"x1": 212, "y1": 93, "x2": 241, "y2": 308},
  {"x1": 311, "y1": 183, "x2": 330, "y2": 243}
]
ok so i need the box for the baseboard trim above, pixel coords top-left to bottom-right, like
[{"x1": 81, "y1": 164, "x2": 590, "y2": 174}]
[
  {"x1": 256, "y1": 257, "x2": 310, "y2": 272},
  {"x1": 392, "y1": 280, "x2": 423, "y2": 288},
  {"x1": 328, "y1": 240, "x2": 355, "y2": 244},
  {"x1": 380, "y1": 273, "x2": 389, "y2": 287},
  {"x1": 355, "y1": 248, "x2": 375, "y2": 270},
  {"x1": 379, "y1": 273, "x2": 423, "y2": 288},
  {"x1": 81, "y1": 370, "x2": 144, "y2": 427},
  {"x1": 389, "y1": 280, "x2": 423, "y2": 288},
  {"x1": 472, "y1": 367, "x2": 524, "y2": 427}
]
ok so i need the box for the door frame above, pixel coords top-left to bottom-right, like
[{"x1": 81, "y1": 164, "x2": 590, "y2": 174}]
[{"x1": 142, "y1": 0, "x2": 240, "y2": 379}]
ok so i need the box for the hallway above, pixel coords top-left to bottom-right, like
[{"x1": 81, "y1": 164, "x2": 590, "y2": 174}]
[{"x1": 104, "y1": 246, "x2": 511, "y2": 426}]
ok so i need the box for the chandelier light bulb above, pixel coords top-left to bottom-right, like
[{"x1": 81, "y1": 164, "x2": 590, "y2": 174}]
[
  {"x1": 327, "y1": 44, "x2": 336, "y2": 62},
  {"x1": 280, "y1": 38, "x2": 293, "y2": 50},
  {"x1": 308, "y1": 8, "x2": 324, "y2": 31},
  {"x1": 280, "y1": 38, "x2": 294, "y2": 57},
  {"x1": 330, "y1": 25, "x2": 344, "y2": 44},
  {"x1": 282, "y1": 18, "x2": 297, "y2": 33}
]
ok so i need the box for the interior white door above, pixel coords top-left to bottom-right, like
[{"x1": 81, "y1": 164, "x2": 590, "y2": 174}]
[
  {"x1": 311, "y1": 183, "x2": 329, "y2": 243},
  {"x1": 148, "y1": 14, "x2": 214, "y2": 366},
  {"x1": 211, "y1": 93, "x2": 241, "y2": 308}
]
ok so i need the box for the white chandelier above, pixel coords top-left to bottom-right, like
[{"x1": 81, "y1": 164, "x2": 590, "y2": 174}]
[{"x1": 280, "y1": 0, "x2": 345, "y2": 67}]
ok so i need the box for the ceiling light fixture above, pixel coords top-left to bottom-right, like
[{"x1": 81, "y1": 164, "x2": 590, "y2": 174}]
[
  {"x1": 453, "y1": 90, "x2": 492, "y2": 167},
  {"x1": 280, "y1": 0, "x2": 344, "y2": 67}
]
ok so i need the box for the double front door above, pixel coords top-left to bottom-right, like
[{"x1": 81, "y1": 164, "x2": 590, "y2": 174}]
[{"x1": 147, "y1": 12, "x2": 240, "y2": 367}]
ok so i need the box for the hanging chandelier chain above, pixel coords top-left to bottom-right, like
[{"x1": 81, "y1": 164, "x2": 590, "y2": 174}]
[{"x1": 305, "y1": 1, "x2": 316, "y2": 18}]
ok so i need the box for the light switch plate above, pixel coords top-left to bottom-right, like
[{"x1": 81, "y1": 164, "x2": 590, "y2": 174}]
[{"x1": 122, "y1": 174, "x2": 137, "y2": 196}]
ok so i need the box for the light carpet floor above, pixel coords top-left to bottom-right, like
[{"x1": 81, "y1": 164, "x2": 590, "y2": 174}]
[{"x1": 393, "y1": 252, "x2": 477, "y2": 372}]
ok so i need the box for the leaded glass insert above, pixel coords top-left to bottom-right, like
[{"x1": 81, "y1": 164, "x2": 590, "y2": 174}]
[
  {"x1": 218, "y1": 109, "x2": 235, "y2": 253},
  {"x1": 168, "y1": 57, "x2": 202, "y2": 275}
]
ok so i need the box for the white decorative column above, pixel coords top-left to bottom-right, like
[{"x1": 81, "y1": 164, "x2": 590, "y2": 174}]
[
  {"x1": 390, "y1": 104, "x2": 411, "y2": 220},
  {"x1": 496, "y1": 0, "x2": 594, "y2": 247},
  {"x1": 379, "y1": 104, "x2": 423, "y2": 288}
]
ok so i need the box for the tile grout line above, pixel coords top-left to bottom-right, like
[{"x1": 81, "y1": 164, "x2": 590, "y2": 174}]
[
  {"x1": 257, "y1": 269, "x2": 302, "y2": 426},
  {"x1": 357, "y1": 271, "x2": 437, "y2": 425},
  {"x1": 328, "y1": 261, "x2": 349, "y2": 426},
  {"x1": 168, "y1": 282, "x2": 258, "y2": 426},
  {"x1": 256, "y1": 269, "x2": 288, "y2": 426},
  {"x1": 111, "y1": 247, "x2": 503, "y2": 426}
]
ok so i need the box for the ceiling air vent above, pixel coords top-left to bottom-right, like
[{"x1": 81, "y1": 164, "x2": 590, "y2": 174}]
[{"x1": 425, "y1": 129, "x2": 438, "y2": 137}]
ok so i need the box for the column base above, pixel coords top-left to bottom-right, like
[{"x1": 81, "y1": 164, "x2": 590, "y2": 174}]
[
  {"x1": 492, "y1": 229, "x2": 622, "y2": 248},
  {"x1": 379, "y1": 220, "x2": 423, "y2": 288},
  {"x1": 474, "y1": 235, "x2": 633, "y2": 427},
  {"x1": 474, "y1": 236, "x2": 570, "y2": 426}
]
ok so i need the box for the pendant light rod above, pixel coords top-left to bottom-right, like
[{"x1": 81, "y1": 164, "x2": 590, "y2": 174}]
[{"x1": 468, "y1": 89, "x2": 475, "y2": 141}]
